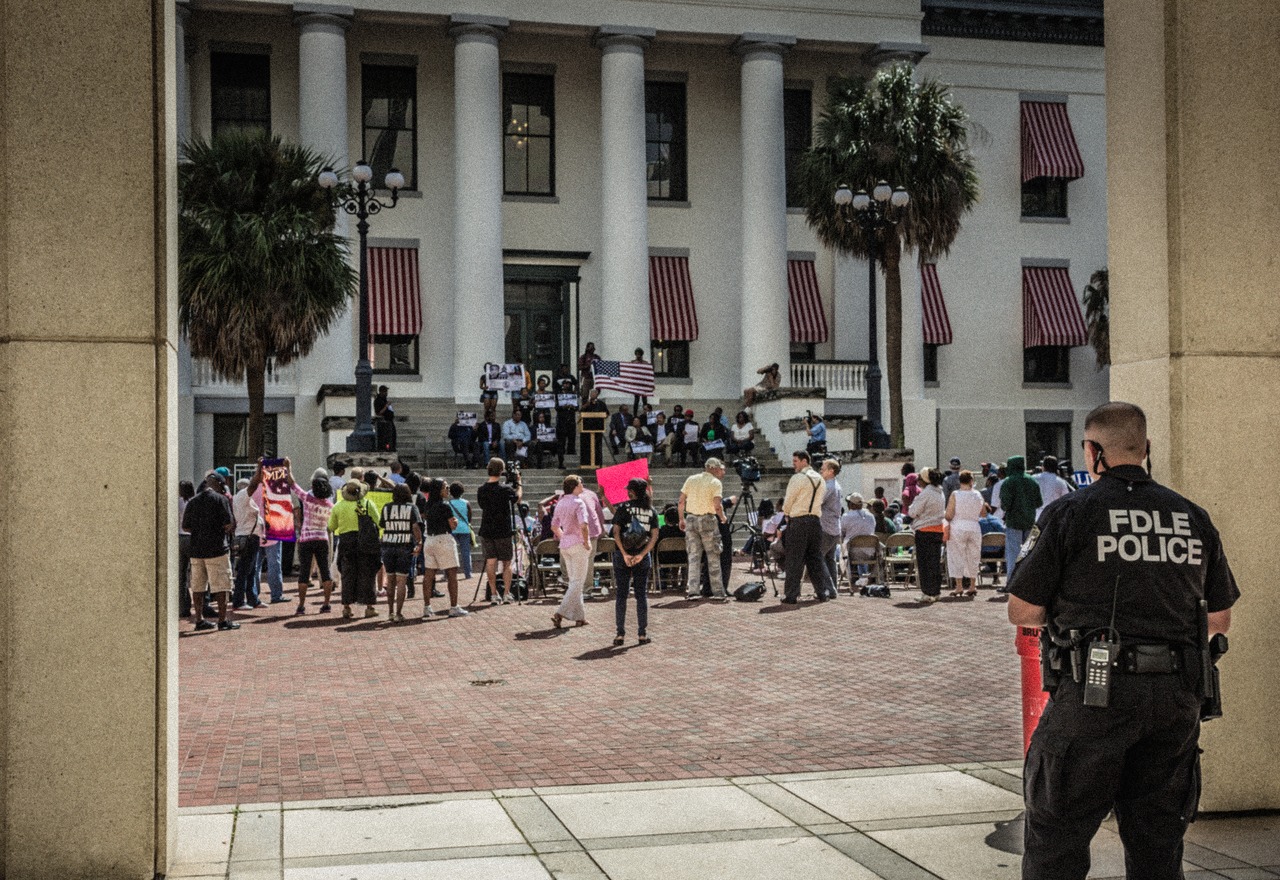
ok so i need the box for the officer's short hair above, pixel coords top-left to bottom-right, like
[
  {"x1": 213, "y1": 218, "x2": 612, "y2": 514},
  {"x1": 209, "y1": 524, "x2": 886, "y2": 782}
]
[{"x1": 1085, "y1": 401, "x2": 1148, "y2": 457}]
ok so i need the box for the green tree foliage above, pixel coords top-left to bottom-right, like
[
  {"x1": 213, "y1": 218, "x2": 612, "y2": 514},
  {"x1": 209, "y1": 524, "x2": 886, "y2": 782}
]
[
  {"x1": 1082, "y1": 268, "x2": 1109, "y2": 368},
  {"x1": 179, "y1": 130, "x2": 356, "y2": 458},
  {"x1": 796, "y1": 64, "x2": 979, "y2": 445}
]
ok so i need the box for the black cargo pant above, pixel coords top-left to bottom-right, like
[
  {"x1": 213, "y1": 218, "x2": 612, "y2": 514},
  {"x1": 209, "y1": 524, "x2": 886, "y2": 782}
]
[
  {"x1": 1022, "y1": 673, "x2": 1202, "y2": 880},
  {"x1": 782, "y1": 515, "x2": 833, "y2": 601}
]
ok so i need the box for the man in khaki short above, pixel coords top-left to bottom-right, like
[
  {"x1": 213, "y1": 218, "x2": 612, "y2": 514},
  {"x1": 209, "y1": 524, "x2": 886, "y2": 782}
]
[
  {"x1": 182, "y1": 472, "x2": 240, "y2": 631},
  {"x1": 678, "y1": 457, "x2": 729, "y2": 600}
]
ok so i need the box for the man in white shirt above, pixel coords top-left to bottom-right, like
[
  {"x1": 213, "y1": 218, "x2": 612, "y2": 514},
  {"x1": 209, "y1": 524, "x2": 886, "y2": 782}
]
[
  {"x1": 780, "y1": 451, "x2": 833, "y2": 604},
  {"x1": 841, "y1": 493, "x2": 878, "y2": 582},
  {"x1": 231, "y1": 470, "x2": 264, "y2": 608},
  {"x1": 501, "y1": 408, "x2": 532, "y2": 463},
  {"x1": 1032, "y1": 455, "x2": 1073, "y2": 520}
]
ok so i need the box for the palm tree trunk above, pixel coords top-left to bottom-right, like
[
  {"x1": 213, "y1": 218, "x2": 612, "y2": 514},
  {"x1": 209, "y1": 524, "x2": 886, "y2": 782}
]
[
  {"x1": 246, "y1": 358, "x2": 266, "y2": 460},
  {"x1": 881, "y1": 239, "x2": 905, "y2": 448}
]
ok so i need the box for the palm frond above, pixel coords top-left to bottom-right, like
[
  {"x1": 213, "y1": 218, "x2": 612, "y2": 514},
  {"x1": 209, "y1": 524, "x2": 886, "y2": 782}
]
[{"x1": 1082, "y1": 268, "x2": 1109, "y2": 368}]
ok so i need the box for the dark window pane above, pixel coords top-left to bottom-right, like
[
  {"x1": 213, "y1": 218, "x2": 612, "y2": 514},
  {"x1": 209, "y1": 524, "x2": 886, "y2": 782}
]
[
  {"x1": 784, "y1": 88, "x2": 812, "y2": 209},
  {"x1": 1026, "y1": 421, "x2": 1071, "y2": 464},
  {"x1": 924, "y1": 343, "x2": 939, "y2": 383},
  {"x1": 790, "y1": 342, "x2": 816, "y2": 363},
  {"x1": 652, "y1": 341, "x2": 690, "y2": 378},
  {"x1": 213, "y1": 413, "x2": 277, "y2": 469},
  {"x1": 210, "y1": 52, "x2": 271, "y2": 137},
  {"x1": 361, "y1": 65, "x2": 416, "y2": 189},
  {"x1": 1021, "y1": 176, "x2": 1068, "y2": 218},
  {"x1": 645, "y1": 82, "x2": 687, "y2": 201},
  {"x1": 373, "y1": 335, "x2": 418, "y2": 374},
  {"x1": 503, "y1": 73, "x2": 555, "y2": 195},
  {"x1": 1023, "y1": 345, "x2": 1071, "y2": 383}
]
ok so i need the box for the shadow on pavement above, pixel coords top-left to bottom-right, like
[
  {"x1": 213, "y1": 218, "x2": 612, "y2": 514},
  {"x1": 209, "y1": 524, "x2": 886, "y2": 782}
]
[
  {"x1": 514, "y1": 628, "x2": 568, "y2": 641},
  {"x1": 574, "y1": 645, "x2": 631, "y2": 661}
]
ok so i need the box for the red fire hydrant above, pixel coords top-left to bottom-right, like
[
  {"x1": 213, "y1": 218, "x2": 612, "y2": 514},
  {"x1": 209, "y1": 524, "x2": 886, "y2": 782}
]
[{"x1": 1016, "y1": 626, "x2": 1051, "y2": 754}]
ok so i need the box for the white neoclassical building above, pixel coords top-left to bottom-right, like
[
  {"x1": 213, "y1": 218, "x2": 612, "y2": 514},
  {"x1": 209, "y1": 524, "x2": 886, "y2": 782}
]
[{"x1": 177, "y1": 0, "x2": 1107, "y2": 480}]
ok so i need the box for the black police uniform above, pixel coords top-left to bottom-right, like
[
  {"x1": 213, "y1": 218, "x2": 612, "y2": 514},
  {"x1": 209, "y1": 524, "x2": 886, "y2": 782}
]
[{"x1": 1008, "y1": 464, "x2": 1239, "y2": 880}]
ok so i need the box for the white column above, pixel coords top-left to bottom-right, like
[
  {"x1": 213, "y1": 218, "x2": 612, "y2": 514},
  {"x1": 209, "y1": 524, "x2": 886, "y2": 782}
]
[
  {"x1": 176, "y1": 0, "x2": 195, "y2": 482},
  {"x1": 175, "y1": 1, "x2": 192, "y2": 146},
  {"x1": 294, "y1": 4, "x2": 353, "y2": 386},
  {"x1": 450, "y1": 14, "x2": 508, "y2": 402},
  {"x1": 596, "y1": 26, "x2": 654, "y2": 362},
  {"x1": 736, "y1": 34, "x2": 794, "y2": 392}
]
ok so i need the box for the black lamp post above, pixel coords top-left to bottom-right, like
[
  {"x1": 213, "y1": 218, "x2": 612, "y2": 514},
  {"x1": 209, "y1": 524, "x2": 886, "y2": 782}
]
[
  {"x1": 319, "y1": 161, "x2": 403, "y2": 453},
  {"x1": 834, "y1": 180, "x2": 910, "y2": 449}
]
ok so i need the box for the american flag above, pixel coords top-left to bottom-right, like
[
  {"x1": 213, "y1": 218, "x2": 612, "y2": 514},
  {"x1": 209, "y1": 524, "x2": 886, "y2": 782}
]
[{"x1": 593, "y1": 359, "x2": 655, "y2": 395}]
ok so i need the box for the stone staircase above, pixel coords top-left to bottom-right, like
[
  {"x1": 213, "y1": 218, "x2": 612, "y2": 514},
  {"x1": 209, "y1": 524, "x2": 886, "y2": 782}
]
[{"x1": 380, "y1": 396, "x2": 795, "y2": 527}]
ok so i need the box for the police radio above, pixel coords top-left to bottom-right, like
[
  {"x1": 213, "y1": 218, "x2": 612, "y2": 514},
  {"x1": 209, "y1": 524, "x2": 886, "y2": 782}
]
[{"x1": 1082, "y1": 637, "x2": 1119, "y2": 707}]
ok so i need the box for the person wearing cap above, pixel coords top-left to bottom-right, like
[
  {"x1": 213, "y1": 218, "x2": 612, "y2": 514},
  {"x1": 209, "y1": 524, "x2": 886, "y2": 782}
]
[
  {"x1": 779, "y1": 450, "x2": 833, "y2": 603},
  {"x1": 841, "y1": 492, "x2": 877, "y2": 582},
  {"x1": 182, "y1": 472, "x2": 240, "y2": 631},
  {"x1": 327, "y1": 480, "x2": 381, "y2": 619},
  {"x1": 942, "y1": 456, "x2": 963, "y2": 500},
  {"x1": 678, "y1": 458, "x2": 729, "y2": 600}
]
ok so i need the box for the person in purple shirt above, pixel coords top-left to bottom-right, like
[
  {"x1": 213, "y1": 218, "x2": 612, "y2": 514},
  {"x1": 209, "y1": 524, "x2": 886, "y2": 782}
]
[{"x1": 550, "y1": 475, "x2": 591, "y2": 629}]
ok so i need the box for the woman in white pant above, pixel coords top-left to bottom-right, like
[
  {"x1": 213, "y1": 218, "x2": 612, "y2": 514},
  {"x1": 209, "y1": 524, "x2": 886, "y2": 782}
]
[
  {"x1": 551, "y1": 474, "x2": 590, "y2": 628},
  {"x1": 944, "y1": 470, "x2": 985, "y2": 597}
]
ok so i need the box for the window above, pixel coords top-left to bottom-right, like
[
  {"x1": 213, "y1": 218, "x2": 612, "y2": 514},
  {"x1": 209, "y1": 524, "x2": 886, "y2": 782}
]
[
  {"x1": 790, "y1": 341, "x2": 816, "y2": 363},
  {"x1": 213, "y1": 413, "x2": 277, "y2": 469},
  {"x1": 373, "y1": 335, "x2": 418, "y2": 375},
  {"x1": 1024, "y1": 345, "x2": 1070, "y2": 383},
  {"x1": 651, "y1": 341, "x2": 690, "y2": 378},
  {"x1": 503, "y1": 73, "x2": 555, "y2": 195},
  {"x1": 924, "y1": 343, "x2": 939, "y2": 383},
  {"x1": 645, "y1": 81, "x2": 687, "y2": 201},
  {"x1": 783, "y1": 88, "x2": 812, "y2": 208},
  {"x1": 1026, "y1": 421, "x2": 1071, "y2": 464},
  {"x1": 362, "y1": 65, "x2": 416, "y2": 189},
  {"x1": 210, "y1": 51, "x2": 271, "y2": 137},
  {"x1": 1022, "y1": 176, "x2": 1068, "y2": 218}
]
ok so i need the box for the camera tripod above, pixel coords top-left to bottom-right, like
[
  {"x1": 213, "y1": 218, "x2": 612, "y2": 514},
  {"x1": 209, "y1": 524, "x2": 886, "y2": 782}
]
[{"x1": 726, "y1": 479, "x2": 760, "y2": 537}]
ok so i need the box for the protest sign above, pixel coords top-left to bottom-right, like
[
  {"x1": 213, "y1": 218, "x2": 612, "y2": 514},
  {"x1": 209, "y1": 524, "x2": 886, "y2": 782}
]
[
  {"x1": 457, "y1": 411, "x2": 477, "y2": 427},
  {"x1": 260, "y1": 458, "x2": 296, "y2": 542},
  {"x1": 595, "y1": 458, "x2": 650, "y2": 506}
]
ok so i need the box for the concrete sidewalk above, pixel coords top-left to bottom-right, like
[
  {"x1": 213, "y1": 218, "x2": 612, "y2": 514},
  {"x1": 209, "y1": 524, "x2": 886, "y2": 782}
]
[{"x1": 170, "y1": 763, "x2": 1279, "y2": 879}]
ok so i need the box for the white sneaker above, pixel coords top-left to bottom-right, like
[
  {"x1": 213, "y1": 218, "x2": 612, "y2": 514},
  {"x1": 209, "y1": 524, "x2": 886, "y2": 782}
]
[
  {"x1": 448, "y1": 606, "x2": 470, "y2": 618},
  {"x1": 364, "y1": 606, "x2": 379, "y2": 618},
  {"x1": 856, "y1": 577, "x2": 869, "y2": 587},
  {"x1": 422, "y1": 606, "x2": 434, "y2": 619},
  {"x1": 918, "y1": 593, "x2": 938, "y2": 605}
]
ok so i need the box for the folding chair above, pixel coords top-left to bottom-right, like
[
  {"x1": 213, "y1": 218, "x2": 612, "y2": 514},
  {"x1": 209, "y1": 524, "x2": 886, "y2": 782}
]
[
  {"x1": 591, "y1": 536, "x2": 616, "y2": 595},
  {"x1": 883, "y1": 532, "x2": 916, "y2": 585},
  {"x1": 981, "y1": 532, "x2": 1007, "y2": 586},
  {"x1": 651, "y1": 537, "x2": 688, "y2": 594},
  {"x1": 532, "y1": 539, "x2": 561, "y2": 598},
  {"x1": 846, "y1": 534, "x2": 886, "y2": 588}
]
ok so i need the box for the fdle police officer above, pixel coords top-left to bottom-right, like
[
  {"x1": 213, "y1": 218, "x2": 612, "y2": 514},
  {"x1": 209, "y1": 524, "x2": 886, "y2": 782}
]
[{"x1": 1007, "y1": 402, "x2": 1239, "y2": 880}]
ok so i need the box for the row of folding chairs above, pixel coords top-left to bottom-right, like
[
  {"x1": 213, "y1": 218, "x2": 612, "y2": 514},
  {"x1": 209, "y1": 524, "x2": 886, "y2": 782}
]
[
  {"x1": 528, "y1": 536, "x2": 693, "y2": 598},
  {"x1": 843, "y1": 531, "x2": 1007, "y2": 589}
]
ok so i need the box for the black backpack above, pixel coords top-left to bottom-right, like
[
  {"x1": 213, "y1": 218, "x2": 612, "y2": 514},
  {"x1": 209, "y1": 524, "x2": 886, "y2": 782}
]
[
  {"x1": 733, "y1": 581, "x2": 766, "y2": 602},
  {"x1": 356, "y1": 501, "x2": 382, "y2": 555},
  {"x1": 620, "y1": 504, "x2": 650, "y2": 553}
]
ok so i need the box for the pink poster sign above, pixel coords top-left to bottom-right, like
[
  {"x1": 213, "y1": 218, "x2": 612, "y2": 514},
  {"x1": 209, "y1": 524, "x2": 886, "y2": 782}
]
[{"x1": 595, "y1": 459, "x2": 651, "y2": 506}]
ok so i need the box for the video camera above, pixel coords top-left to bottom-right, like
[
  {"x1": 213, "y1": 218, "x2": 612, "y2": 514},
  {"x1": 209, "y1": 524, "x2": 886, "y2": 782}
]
[
  {"x1": 504, "y1": 458, "x2": 522, "y2": 486},
  {"x1": 731, "y1": 456, "x2": 760, "y2": 485}
]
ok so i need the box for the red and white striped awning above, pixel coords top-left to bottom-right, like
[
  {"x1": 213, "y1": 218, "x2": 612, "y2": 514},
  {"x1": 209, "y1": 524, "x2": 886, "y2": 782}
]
[
  {"x1": 1021, "y1": 101, "x2": 1085, "y2": 183},
  {"x1": 368, "y1": 246, "x2": 423, "y2": 336},
  {"x1": 920, "y1": 264, "x2": 953, "y2": 345},
  {"x1": 788, "y1": 259, "x2": 829, "y2": 343},
  {"x1": 648, "y1": 255, "x2": 700, "y2": 340},
  {"x1": 1023, "y1": 266, "x2": 1088, "y2": 348}
]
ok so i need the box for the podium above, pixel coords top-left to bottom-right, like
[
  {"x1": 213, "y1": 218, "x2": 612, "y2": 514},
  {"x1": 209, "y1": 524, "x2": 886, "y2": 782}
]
[{"x1": 579, "y1": 411, "x2": 608, "y2": 469}]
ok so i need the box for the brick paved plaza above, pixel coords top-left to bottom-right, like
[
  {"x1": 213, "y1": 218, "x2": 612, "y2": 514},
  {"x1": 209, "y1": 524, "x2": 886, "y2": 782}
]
[{"x1": 179, "y1": 565, "x2": 1025, "y2": 808}]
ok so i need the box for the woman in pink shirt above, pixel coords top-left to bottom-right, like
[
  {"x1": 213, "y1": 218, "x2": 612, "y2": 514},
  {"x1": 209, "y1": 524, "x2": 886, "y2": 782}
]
[
  {"x1": 289, "y1": 464, "x2": 336, "y2": 614},
  {"x1": 550, "y1": 474, "x2": 590, "y2": 628}
]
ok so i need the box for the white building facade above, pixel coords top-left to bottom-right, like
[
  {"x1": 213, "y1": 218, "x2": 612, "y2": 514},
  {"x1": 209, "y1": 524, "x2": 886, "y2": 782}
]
[{"x1": 178, "y1": 0, "x2": 1107, "y2": 480}]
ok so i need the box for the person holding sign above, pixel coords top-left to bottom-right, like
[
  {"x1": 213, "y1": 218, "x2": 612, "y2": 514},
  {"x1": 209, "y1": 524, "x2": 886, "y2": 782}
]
[
  {"x1": 552, "y1": 363, "x2": 578, "y2": 456},
  {"x1": 448, "y1": 415, "x2": 477, "y2": 469},
  {"x1": 501, "y1": 408, "x2": 532, "y2": 463},
  {"x1": 531, "y1": 410, "x2": 562, "y2": 468}
]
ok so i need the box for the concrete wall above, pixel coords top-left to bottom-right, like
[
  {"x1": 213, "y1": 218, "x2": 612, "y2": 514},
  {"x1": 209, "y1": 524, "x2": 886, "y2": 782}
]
[
  {"x1": 1107, "y1": 0, "x2": 1279, "y2": 811},
  {"x1": 0, "y1": 1, "x2": 176, "y2": 876}
]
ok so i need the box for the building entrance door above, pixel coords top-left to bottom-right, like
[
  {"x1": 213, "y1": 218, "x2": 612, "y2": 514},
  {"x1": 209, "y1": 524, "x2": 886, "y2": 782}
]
[{"x1": 504, "y1": 278, "x2": 569, "y2": 374}]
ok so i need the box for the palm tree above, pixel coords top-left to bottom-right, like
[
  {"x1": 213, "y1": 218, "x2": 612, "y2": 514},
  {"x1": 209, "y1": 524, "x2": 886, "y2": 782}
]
[
  {"x1": 179, "y1": 129, "x2": 357, "y2": 458},
  {"x1": 796, "y1": 63, "x2": 979, "y2": 446},
  {"x1": 1082, "y1": 268, "x2": 1109, "y2": 368}
]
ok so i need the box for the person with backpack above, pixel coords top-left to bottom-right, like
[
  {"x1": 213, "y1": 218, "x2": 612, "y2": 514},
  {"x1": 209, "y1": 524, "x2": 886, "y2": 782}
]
[
  {"x1": 378, "y1": 483, "x2": 423, "y2": 622},
  {"x1": 611, "y1": 478, "x2": 659, "y2": 646},
  {"x1": 327, "y1": 480, "x2": 381, "y2": 619}
]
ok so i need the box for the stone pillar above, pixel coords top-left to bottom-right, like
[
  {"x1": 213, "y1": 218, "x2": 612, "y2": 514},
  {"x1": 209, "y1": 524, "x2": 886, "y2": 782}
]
[
  {"x1": 294, "y1": 3, "x2": 354, "y2": 384},
  {"x1": 176, "y1": 0, "x2": 195, "y2": 483},
  {"x1": 1, "y1": 1, "x2": 177, "y2": 876},
  {"x1": 450, "y1": 14, "x2": 507, "y2": 402},
  {"x1": 1107, "y1": 0, "x2": 1279, "y2": 810},
  {"x1": 596, "y1": 26, "x2": 654, "y2": 362},
  {"x1": 736, "y1": 34, "x2": 794, "y2": 392}
]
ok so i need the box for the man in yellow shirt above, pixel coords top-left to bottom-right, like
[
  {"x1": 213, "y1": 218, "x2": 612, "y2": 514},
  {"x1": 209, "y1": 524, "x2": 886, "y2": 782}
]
[
  {"x1": 781, "y1": 450, "x2": 833, "y2": 604},
  {"x1": 678, "y1": 458, "x2": 729, "y2": 600}
]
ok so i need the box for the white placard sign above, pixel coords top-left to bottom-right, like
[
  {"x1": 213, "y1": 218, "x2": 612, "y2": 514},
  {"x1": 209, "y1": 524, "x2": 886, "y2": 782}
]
[
  {"x1": 485, "y1": 362, "x2": 526, "y2": 392},
  {"x1": 456, "y1": 411, "x2": 477, "y2": 427}
]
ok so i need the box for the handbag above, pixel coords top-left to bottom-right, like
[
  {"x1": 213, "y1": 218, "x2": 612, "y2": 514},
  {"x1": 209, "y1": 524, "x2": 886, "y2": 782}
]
[{"x1": 355, "y1": 501, "x2": 382, "y2": 556}]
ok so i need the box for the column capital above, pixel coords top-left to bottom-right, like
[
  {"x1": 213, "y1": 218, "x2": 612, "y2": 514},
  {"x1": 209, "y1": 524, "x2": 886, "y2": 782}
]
[
  {"x1": 733, "y1": 33, "x2": 795, "y2": 57},
  {"x1": 448, "y1": 13, "x2": 508, "y2": 43},
  {"x1": 293, "y1": 3, "x2": 353, "y2": 31},
  {"x1": 864, "y1": 41, "x2": 930, "y2": 68},
  {"x1": 594, "y1": 25, "x2": 655, "y2": 51}
]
